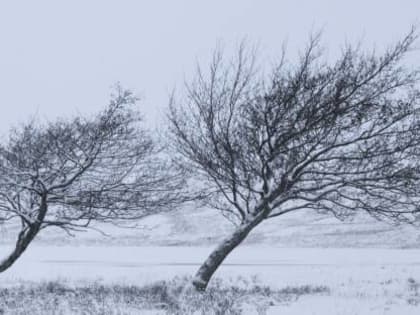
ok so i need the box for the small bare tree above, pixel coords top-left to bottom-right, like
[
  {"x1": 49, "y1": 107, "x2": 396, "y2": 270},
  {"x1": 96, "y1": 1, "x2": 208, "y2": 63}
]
[
  {"x1": 169, "y1": 30, "x2": 420, "y2": 290},
  {"x1": 0, "y1": 87, "x2": 186, "y2": 273}
]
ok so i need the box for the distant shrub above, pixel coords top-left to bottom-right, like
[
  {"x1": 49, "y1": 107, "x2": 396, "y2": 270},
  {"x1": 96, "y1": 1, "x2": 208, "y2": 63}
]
[{"x1": 407, "y1": 277, "x2": 420, "y2": 306}]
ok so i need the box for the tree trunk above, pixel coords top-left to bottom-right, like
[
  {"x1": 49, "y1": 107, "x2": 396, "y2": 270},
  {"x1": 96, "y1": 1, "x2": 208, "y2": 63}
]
[
  {"x1": 192, "y1": 213, "x2": 265, "y2": 291},
  {"x1": 0, "y1": 224, "x2": 41, "y2": 273},
  {"x1": 0, "y1": 195, "x2": 47, "y2": 273}
]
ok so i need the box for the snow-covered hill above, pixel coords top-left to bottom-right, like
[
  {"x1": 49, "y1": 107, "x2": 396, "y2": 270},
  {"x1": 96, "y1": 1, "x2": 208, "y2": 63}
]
[{"x1": 2, "y1": 206, "x2": 419, "y2": 248}]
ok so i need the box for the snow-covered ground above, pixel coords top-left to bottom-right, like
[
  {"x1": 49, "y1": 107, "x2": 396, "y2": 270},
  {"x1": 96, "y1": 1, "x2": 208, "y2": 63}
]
[
  {"x1": 1, "y1": 245, "x2": 420, "y2": 314},
  {"x1": 2, "y1": 208, "x2": 420, "y2": 313}
]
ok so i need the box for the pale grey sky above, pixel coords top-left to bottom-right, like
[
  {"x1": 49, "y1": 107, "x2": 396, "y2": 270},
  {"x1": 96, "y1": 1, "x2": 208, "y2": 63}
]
[{"x1": 0, "y1": 0, "x2": 419, "y2": 134}]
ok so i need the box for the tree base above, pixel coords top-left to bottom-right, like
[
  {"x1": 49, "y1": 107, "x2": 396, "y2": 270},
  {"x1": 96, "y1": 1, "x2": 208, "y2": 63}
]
[{"x1": 192, "y1": 277, "x2": 208, "y2": 291}]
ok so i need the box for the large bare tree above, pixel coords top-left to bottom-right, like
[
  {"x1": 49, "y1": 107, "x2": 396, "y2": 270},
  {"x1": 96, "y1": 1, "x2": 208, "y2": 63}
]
[
  {"x1": 169, "y1": 30, "x2": 420, "y2": 290},
  {"x1": 0, "y1": 87, "x2": 186, "y2": 273}
]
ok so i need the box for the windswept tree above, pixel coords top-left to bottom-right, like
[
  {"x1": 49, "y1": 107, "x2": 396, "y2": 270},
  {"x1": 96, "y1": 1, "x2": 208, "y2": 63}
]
[
  {"x1": 0, "y1": 88, "x2": 186, "y2": 273},
  {"x1": 169, "y1": 30, "x2": 420, "y2": 290}
]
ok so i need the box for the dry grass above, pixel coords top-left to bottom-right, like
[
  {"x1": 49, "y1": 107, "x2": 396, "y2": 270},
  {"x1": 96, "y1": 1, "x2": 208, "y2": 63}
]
[{"x1": 0, "y1": 276, "x2": 329, "y2": 315}]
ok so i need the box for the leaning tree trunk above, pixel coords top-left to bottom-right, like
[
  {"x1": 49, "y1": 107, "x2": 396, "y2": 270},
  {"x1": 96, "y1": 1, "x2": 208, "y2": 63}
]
[
  {"x1": 0, "y1": 223, "x2": 41, "y2": 273},
  {"x1": 192, "y1": 213, "x2": 266, "y2": 291},
  {"x1": 0, "y1": 196, "x2": 47, "y2": 273}
]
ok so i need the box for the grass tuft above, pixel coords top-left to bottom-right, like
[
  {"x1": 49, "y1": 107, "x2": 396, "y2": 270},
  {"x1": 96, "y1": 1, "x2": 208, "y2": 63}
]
[{"x1": 0, "y1": 276, "x2": 329, "y2": 315}]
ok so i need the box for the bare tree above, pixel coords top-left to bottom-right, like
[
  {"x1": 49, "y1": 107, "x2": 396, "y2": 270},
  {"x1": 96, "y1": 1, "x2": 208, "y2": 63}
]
[
  {"x1": 0, "y1": 87, "x2": 186, "y2": 273},
  {"x1": 168, "y1": 30, "x2": 420, "y2": 290}
]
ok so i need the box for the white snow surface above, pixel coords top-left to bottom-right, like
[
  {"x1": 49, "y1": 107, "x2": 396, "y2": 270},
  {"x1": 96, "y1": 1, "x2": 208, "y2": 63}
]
[
  {"x1": 1, "y1": 246, "x2": 420, "y2": 314},
  {"x1": 1, "y1": 207, "x2": 420, "y2": 314}
]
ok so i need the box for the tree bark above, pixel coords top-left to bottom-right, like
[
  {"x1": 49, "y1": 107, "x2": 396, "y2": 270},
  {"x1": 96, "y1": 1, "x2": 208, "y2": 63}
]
[
  {"x1": 192, "y1": 213, "x2": 265, "y2": 291},
  {"x1": 0, "y1": 224, "x2": 41, "y2": 273},
  {"x1": 0, "y1": 195, "x2": 47, "y2": 273}
]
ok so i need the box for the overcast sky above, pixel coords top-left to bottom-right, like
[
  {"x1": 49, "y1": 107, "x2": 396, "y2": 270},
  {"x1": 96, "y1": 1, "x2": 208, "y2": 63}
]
[{"x1": 0, "y1": 0, "x2": 419, "y2": 134}]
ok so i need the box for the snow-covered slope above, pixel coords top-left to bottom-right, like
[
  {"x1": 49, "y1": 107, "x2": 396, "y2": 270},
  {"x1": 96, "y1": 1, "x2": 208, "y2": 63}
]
[{"x1": 2, "y1": 206, "x2": 419, "y2": 248}]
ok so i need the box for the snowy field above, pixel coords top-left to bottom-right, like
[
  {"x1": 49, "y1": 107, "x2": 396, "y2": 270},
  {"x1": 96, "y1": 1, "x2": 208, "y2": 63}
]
[
  {"x1": 1, "y1": 245, "x2": 420, "y2": 314},
  {"x1": 1, "y1": 209, "x2": 420, "y2": 314},
  {"x1": 1, "y1": 211, "x2": 420, "y2": 314}
]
